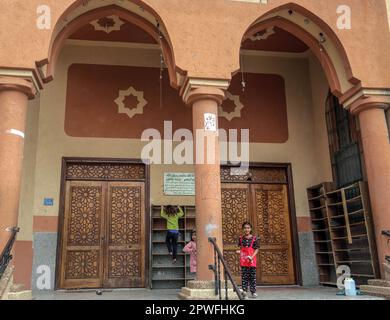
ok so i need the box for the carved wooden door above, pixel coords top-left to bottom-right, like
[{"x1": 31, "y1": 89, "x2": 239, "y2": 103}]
[
  {"x1": 59, "y1": 181, "x2": 105, "y2": 289},
  {"x1": 104, "y1": 182, "x2": 145, "y2": 288},
  {"x1": 59, "y1": 181, "x2": 145, "y2": 289},
  {"x1": 251, "y1": 184, "x2": 295, "y2": 284},
  {"x1": 221, "y1": 183, "x2": 251, "y2": 284},
  {"x1": 221, "y1": 182, "x2": 296, "y2": 285}
]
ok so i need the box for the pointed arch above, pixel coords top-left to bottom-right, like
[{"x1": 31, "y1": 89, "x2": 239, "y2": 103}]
[
  {"x1": 43, "y1": 1, "x2": 179, "y2": 88},
  {"x1": 239, "y1": 2, "x2": 361, "y2": 99}
]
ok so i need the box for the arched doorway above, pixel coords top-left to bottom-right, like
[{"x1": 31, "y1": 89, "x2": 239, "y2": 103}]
[
  {"x1": 44, "y1": 1, "x2": 178, "y2": 88},
  {"x1": 34, "y1": 2, "x2": 183, "y2": 290},
  {"x1": 220, "y1": 4, "x2": 361, "y2": 286}
]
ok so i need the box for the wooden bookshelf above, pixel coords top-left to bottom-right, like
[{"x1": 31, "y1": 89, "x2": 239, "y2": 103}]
[
  {"x1": 150, "y1": 205, "x2": 196, "y2": 289},
  {"x1": 307, "y1": 182, "x2": 337, "y2": 286},
  {"x1": 307, "y1": 181, "x2": 380, "y2": 287}
]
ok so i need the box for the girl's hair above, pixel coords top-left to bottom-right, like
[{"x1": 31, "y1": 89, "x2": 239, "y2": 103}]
[
  {"x1": 190, "y1": 229, "x2": 196, "y2": 241},
  {"x1": 242, "y1": 221, "x2": 253, "y2": 231},
  {"x1": 165, "y1": 205, "x2": 176, "y2": 216}
]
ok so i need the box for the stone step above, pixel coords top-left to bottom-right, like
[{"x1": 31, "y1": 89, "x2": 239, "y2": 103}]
[
  {"x1": 187, "y1": 280, "x2": 233, "y2": 289},
  {"x1": 178, "y1": 286, "x2": 239, "y2": 300},
  {"x1": 0, "y1": 264, "x2": 14, "y2": 300},
  {"x1": 368, "y1": 279, "x2": 390, "y2": 287},
  {"x1": 10, "y1": 283, "x2": 25, "y2": 292},
  {"x1": 360, "y1": 285, "x2": 390, "y2": 299},
  {"x1": 383, "y1": 262, "x2": 390, "y2": 281},
  {"x1": 7, "y1": 290, "x2": 32, "y2": 300}
]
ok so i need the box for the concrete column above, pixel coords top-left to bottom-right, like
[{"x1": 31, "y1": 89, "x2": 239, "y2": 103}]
[
  {"x1": 0, "y1": 77, "x2": 35, "y2": 252},
  {"x1": 351, "y1": 99, "x2": 390, "y2": 278},
  {"x1": 186, "y1": 87, "x2": 225, "y2": 281}
]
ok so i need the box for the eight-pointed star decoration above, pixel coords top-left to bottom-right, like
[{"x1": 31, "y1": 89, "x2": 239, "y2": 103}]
[
  {"x1": 219, "y1": 91, "x2": 244, "y2": 121},
  {"x1": 250, "y1": 26, "x2": 275, "y2": 41},
  {"x1": 114, "y1": 87, "x2": 148, "y2": 119},
  {"x1": 90, "y1": 15, "x2": 124, "y2": 34}
]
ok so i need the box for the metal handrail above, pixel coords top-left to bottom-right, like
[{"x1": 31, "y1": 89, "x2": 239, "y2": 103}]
[
  {"x1": 382, "y1": 230, "x2": 390, "y2": 238},
  {"x1": 208, "y1": 237, "x2": 243, "y2": 300},
  {"x1": 382, "y1": 230, "x2": 390, "y2": 263},
  {"x1": 0, "y1": 227, "x2": 20, "y2": 279}
]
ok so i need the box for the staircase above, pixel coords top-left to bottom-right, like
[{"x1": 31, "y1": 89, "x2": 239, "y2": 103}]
[
  {"x1": 178, "y1": 237, "x2": 242, "y2": 300},
  {"x1": 360, "y1": 278, "x2": 390, "y2": 299},
  {"x1": 360, "y1": 230, "x2": 390, "y2": 299}
]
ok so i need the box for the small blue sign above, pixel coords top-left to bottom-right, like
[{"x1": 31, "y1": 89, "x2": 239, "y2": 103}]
[{"x1": 43, "y1": 198, "x2": 54, "y2": 206}]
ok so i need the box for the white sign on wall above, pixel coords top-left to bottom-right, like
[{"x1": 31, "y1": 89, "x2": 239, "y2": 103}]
[
  {"x1": 164, "y1": 173, "x2": 195, "y2": 196},
  {"x1": 204, "y1": 113, "x2": 217, "y2": 132}
]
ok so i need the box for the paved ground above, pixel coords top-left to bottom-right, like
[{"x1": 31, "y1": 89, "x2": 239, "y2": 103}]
[{"x1": 33, "y1": 286, "x2": 384, "y2": 300}]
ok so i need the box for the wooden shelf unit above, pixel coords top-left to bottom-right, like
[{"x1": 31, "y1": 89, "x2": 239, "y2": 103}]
[
  {"x1": 307, "y1": 182, "x2": 337, "y2": 286},
  {"x1": 150, "y1": 205, "x2": 196, "y2": 289},
  {"x1": 307, "y1": 181, "x2": 380, "y2": 287}
]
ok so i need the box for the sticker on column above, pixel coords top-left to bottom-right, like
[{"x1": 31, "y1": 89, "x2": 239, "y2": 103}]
[{"x1": 204, "y1": 113, "x2": 217, "y2": 132}]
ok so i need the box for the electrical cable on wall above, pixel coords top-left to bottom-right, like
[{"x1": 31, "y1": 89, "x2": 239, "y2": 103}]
[
  {"x1": 318, "y1": 32, "x2": 327, "y2": 73},
  {"x1": 157, "y1": 20, "x2": 164, "y2": 109},
  {"x1": 240, "y1": 44, "x2": 246, "y2": 92}
]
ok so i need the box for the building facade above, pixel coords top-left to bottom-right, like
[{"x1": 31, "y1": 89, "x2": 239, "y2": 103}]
[{"x1": 1, "y1": 0, "x2": 390, "y2": 297}]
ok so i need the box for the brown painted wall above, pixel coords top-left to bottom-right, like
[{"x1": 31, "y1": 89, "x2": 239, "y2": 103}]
[
  {"x1": 13, "y1": 241, "x2": 33, "y2": 290},
  {"x1": 0, "y1": 0, "x2": 389, "y2": 89},
  {"x1": 69, "y1": 19, "x2": 156, "y2": 44},
  {"x1": 21, "y1": 43, "x2": 332, "y2": 223},
  {"x1": 65, "y1": 64, "x2": 288, "y2": 142},
  {"x1": 297, "y1": 216, "x2": 312, "y2": 232},
  {"x1": 33, "y1": 216, "x2": 58, "y2": 233}
]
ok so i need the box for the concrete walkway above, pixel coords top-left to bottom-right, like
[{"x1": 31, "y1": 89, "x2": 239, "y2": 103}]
[{"x1": 33, "y1": 286, "x2": 384, "y2": 300}]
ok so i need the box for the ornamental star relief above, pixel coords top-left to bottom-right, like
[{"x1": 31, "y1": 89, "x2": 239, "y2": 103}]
[
  {"x1": 219, "y1": 91, "x2": 244, "y2": 121},
  {"x1": 114, "y1": 87, "x2": 148, "y2": 119},
  {"x1": 249, "y1": 26, "x2": 275, "y2": 42},
  {"x1": 90, "y1": 15, "x2": 124, "y2": 34}
]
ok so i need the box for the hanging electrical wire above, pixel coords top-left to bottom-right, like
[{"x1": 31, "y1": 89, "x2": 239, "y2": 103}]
[
  {"x1": 318, "y1": 32, "x2": 327, "y2": 75},
  {"x1": 157, "y1": 20, "x2": 164, "y2": 109},
  {"x1": 240, "y1": 44, "x2": 246, "y2": 92}
]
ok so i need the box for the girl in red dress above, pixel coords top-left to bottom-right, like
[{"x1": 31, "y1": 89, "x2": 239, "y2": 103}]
[{"x1": 236, "y1": 221, "x2": 259, "y2": 299}]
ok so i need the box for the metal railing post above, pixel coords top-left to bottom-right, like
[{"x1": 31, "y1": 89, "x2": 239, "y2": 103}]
[
  {"x1": 208, "y1": 236, "x2": 243, "y2": 300},
  {"x1": 382, "y1": 230, "x2": 390, "y2": 263},
  {"x1": 224, "y1": 267, "x2": 228, "y2": 300},
  {"x1": 217, "y1": 253, "x2": 221, "y2": 300},
  {"x1": 0, "y1": 227, "x2": 20, "y2": 279}
]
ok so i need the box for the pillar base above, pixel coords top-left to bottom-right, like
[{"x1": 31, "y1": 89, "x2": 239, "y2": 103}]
[
  {"x1": 384, "y1": 262, "x2": 390, "y2": 281},
  {"x1": 178, "y1": 280, "x2": 239, "y2": 300},
  {"x1": 6, "y1": 290, "x2": 32, "y2": 300},
  {"x1": 0, "y1": 264, "x2": 14, "y2": 300},
  {"x1": 0, "y1": 264, "x2": 32, "y2": 300}
]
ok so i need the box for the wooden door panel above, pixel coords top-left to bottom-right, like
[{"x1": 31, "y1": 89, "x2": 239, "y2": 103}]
[
  {"x1": 221, "y1": 183, "x2": 251, "y2": 284},
  {"x1": 59, "y1": 181, "x2": 104, "y2": 289},
  {"x1": 104, "y1": 182, "x2": 145, "y2": 288},
  {"x1": 251, "y1": 184, "x2": 295, "y2": 284}
]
